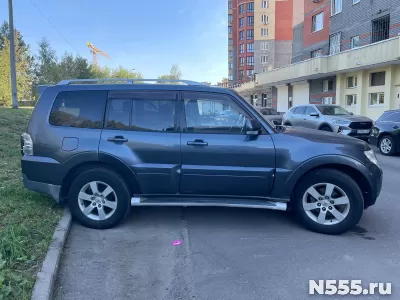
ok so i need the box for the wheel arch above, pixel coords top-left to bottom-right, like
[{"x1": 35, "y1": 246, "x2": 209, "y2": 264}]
[{"x1": 318, "y1": 123, "x2": 334, "y2": 131}]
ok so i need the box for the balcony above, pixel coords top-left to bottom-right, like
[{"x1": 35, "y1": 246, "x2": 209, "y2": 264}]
[{"x1": 256, "y1": 36, "x2": 400, "y2": 87}]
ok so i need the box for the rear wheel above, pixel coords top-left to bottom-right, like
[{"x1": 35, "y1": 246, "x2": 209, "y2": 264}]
[
  {"x1": 379, "y1": 135, "x2": 395, "y2": 156},
  {"x1": 68, "y1": 167, "x2": 131, "y2": 229},
  {"x1": 292, "y1": 169, "x2": 364, "y2": 235},
  {"x1": 320, "y1": 125, "x2": 332, "y2": 132}
]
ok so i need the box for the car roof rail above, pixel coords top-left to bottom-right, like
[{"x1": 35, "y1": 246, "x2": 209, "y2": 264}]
[{"x1": 57, "y1": 78, "x2": 206, "y2": 86}]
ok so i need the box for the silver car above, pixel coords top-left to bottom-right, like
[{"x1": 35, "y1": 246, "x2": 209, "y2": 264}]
[{"x1": 282, "y1": 104, "x2": 373, "y2": 141}]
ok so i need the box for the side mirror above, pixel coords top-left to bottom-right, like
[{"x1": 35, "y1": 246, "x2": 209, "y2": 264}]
[
  {"x1": 310, "y1": 113, "x2": 319, "y2": 117},
  {"x1": 246, "y1": 118, "x2": 262, "y2": 135},
  {"x1": 350, "y1": 112, "x2": 354, "y2": 115}
]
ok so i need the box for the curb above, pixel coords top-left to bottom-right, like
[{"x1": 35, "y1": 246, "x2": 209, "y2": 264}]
[{"x1": 31, "y1": 208, "x2": 72, "y2": 300}]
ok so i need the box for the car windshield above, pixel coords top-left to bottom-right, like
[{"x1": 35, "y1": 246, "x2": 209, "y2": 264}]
[{"x1": 317, "y1": 105, "x2": 351, "y2": 116}]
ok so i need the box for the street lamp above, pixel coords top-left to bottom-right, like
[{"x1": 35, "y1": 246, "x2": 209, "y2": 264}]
[{"x1": 8, "y1": 0, "x2": 18, "y2": 109}]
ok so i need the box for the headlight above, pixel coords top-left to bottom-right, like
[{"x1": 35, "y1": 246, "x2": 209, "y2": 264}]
[
  {"x1": 364, "y1": 149, "x2": 378, "y2": 165},
  {"x1": 332, "y1": 119, "x2": 351, "y2": 126}
]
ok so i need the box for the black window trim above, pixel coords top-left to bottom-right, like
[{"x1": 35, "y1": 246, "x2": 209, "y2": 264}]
[
  {"x1": 179, "y1": 91, "x2": 268, "y2": 135},
  {"x1": 105, "y1": 90, "x2": 180, "y2": 133}
]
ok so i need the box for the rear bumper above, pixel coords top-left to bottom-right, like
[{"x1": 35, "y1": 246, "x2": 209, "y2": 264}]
[{"x1": 22, "y1": 174, "x2": 61, "y2": 203}]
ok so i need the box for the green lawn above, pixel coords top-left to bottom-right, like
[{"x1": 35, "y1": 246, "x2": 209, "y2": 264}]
[{"x1": 0, "y1": 108, "x2": 63, "y2": 299}]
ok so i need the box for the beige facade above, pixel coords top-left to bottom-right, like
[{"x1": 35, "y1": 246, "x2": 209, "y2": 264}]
[
  {"x1": 292, "y1": 0, "x2": 304, "y2": 26},
  {"x1": 254, "y1": 0, "x2": 276, "y2": 40}
]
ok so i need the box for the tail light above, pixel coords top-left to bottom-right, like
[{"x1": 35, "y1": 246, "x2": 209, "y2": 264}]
[{"x1": 21, "y1": 133, "x2": 33, "y2": 156}]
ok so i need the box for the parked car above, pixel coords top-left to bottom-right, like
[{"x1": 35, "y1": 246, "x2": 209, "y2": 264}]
[
  {"x1": 257, "y1": 107, "x2": 283, "y2": 125},
  {"x1": 282, "y1": 104, "x2": 373, "y2": 141},
  {"x1": 21, "y1": 79, "x2": 382, "y2": 235},
  {"x1": 370, "y1": 109, "x2": 400, "y2": 156}
]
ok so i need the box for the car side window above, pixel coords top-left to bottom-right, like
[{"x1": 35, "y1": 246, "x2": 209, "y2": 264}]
[
  {"x1": 294, "y1": 106, "x2": 306, "y2": 115},
  {"x1": 49, "y1": 91, "x2": 107, "y2": 128},
  {"x1": 105, "y1": 91, "x2": 177, "y2": 132},
  {"x1": 182, "y1": 92, "x2": 249, "y2": 134},
  {"x1": 382, "y1": 112, "x2": 400, "y2": 122},
  {"x1": 305, "y1": 106, "x2": 317, "y2": 115}
]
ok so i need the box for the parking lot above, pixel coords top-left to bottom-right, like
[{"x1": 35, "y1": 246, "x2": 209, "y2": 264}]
[{"x1": 54, "y1": 149, "x2": 399, "y2": 300}]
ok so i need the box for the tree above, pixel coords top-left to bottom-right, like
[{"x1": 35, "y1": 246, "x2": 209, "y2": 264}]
[
  {"x1": 0, "y1": 22, "x2": 33, "y2": 106},
  {"x1": 34, "y1": 38, "x2": 59, "y2": 85},
  {"x1": 158, "y1": 64, "x2": 182, "y2": 83}
]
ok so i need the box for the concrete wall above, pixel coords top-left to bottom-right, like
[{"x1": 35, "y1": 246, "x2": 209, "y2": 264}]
[
  {"x1": 292, "y1": 23, "x2": 304, "y2": 63},
  {"x1": 254, "y1": 40, "x2": 275, "y2": 74},
  {"x1": 292, "y1": 81, "x2": 310, "y2": 107},
  {"x1": 275, "y1": 40, "x2": 292, "y2": 68},
  {"x1": 277, "y1": 85, "x2": 289, "y2": 112}
]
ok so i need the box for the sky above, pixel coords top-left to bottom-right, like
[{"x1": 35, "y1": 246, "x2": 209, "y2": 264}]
[{"x1": 0, "y1": 0, "x2": 228, "y2": 84}]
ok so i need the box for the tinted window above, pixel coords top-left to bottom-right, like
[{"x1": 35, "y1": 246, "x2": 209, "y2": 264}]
[
  {"x1": 49, "y1": 91, "x2": 107, "y2": 128},
  {"x1": 317, "y1": 105, "x2": 351, "y2": 116},
  {"x1": 305, "y1": 106, "x2": 317, "y2": 115},
  {"x1": 183, "y1": 92, "x2": 249, "y2": 134},
  {"x1": 294, "y1": 106, "x2": 306, "y2": 115},
  {"x1": 131, "y1": 92, "x2": 177, "y2": 132},
  {"x1": 382, "y1": 112, "x2": 400, "y2": 122},
  {"x1": 106, "y1": 99, "x2": 131, "y2": 129},
  {"x1": 261, "y1": 109, "x2": 278, "y2": 115}
]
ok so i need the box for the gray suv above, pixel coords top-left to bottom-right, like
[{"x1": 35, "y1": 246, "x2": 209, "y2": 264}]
[
  {"x1": 21, "y1": 79, "x2": 382, "y2": 235},
  {"x1": 282, "y1": 104, "x2": 373, "y2": 141}
]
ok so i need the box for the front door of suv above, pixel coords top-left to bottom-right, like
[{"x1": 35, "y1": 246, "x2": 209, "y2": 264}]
[
  {"x1": 179, "y1": 91, "x2": 275, "y2": 197},
  {"x1": 99, "y1": 91, "x2": 181, "y2": 195}
]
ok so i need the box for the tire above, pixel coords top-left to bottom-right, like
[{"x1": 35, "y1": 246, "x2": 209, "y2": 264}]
[
  {"x1": 378, "y1": 135, "x2": 396, "y2": 156},
  {"x1": 292, "y1": 169, "x2": 364, "y2": 235},
  {"x1": 68, "y1": 167, "x2": 131, "y2": 229},
  {"x1": 320, "y1": 125, "x2": 332, "y2": 132}
]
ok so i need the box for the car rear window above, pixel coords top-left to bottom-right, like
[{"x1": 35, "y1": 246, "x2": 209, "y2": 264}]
[{"x1": 49, "y1": 91, "x2": 107, "y2": 128}]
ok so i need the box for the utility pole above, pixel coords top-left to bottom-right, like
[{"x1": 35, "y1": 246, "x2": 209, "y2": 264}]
[{"x1": 8, "y1": 0, "x2": 18, "y2": 109}]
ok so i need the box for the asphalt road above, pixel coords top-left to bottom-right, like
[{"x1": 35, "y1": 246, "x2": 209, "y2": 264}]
[{"x1": 54, "y1": 150, "x2": 400, "y2": 300}]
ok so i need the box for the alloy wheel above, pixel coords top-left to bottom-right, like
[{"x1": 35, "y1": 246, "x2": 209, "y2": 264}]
[
  {"x1": 78, "y1": 181, "x2": 118, "y2": 221},
  {"x1": 302, "y1": 183, "x2": 350, "y2": 226},
  {"x1": 380, "y1": 138, "x2": 392, "y2": 154}
]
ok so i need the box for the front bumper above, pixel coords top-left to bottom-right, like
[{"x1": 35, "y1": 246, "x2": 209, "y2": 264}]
[
  {"x1": 334, "y1": 126, "x2": 371, "y2": 140},
  {"x1": 22, "y1": 174, "x2": 61, "y2": 203},
  {"x1": 364, "y1": 162, "x2": 383, "y2": 207}
]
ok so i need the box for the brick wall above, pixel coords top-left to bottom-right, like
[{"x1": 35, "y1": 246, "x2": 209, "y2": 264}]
[{"x1": 309, "y1": 76, "x2": 336, "y2": 104}]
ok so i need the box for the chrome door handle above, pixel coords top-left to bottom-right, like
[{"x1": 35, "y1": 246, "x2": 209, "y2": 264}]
[
  {"x1": 107, "y1": 136, "x2": 128, "y2": 143},
  {"x1": 187, "y1": 140, "x2": 208, "y2": 147}
]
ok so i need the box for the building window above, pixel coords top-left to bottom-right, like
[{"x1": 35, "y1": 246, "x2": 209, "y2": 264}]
[
  {"x1": 262, "y1": 0, "x2": 269, "y2": 8},
  {"x1": 247, "y1": 29, "x2": 254, "y2": 40},
  {"x1": 240, "y1": 44, "x2": 245, "y2": 54},
  {"x1": 261, "y1": 28, "x2": 268, "y2": 36},
  {"x1": 229, "y1": 50, "x2": 232, "y2": 57},
  {"x1": 239, "y1": 4, "x2": 245, "y2": 14},
  {"x1": 229, "y1": 62, "x2": 232, "y2": 70},
  {"x1": 228, "y1": 38, "x2": 233, "y2": 46},
  {"x1": 239, "y1": 17, "x2": 244, "y2": 28},
  {"x1": 228, "y1": 74, "x2": 233, "y2": 81},
  {"x1": 353, "y1": 0, "x2": 360, "y2": 4},
  {"x1": 311, "y1": 49, "x2": 323, "y2": 58},
  {"x1": 372, "y1": 15, "x2": 390, "y2": 43},
  {"x1": 329, "y1": 32, "x2": 341, "y2": 55},
  {"x1": 347, "y1": 76, "x2": 357, "y2": 88},
  {"x1": 260, "y1": 55, "x2": 268, "y2": 64},
  {"x1": 369, "y1": 93, "x2": 385, "y2": 106},
  {"x1": 247, "y1": 43, "x2": 254, "y2": 52},
  {"x1": 312, "y1": 12, "x2": 324, "y2": 32},
  {"x1": 261, "y1": 41, "x2": 269, "y2": 50},
  {"x1": 261, "y1": 14, "x2": 268, "y2": 24},
  {"x1": 228, "y1": 14, "x2": 232, "y2": 24},
  {"x1": 240, "y1": 31, "x2": 244, "y2": 40},
  {"x1": 247, "y1": 16, "x2": 254, "y2": 26},
  {"x1": 240, "y1": 57, "x2": 245, "y2": 66},
  {"x1": 346, "y1": 95, "x2": 357, "y2": 106},
  {"x1": 322, "y1": 80, "x2": 333, "y2": 92},
  {"x1": 370, "y1": 72, "x2": 385, "y2": 86},
  {"x1": 246, "y1": 69, "x2": 254, "y2": 77},
  {"x1": 247, "y1": 2, "x2": 254, "y2": 12},
  {"x1": 228, "y1": 26, "x2": 232, "y2": 34},
  {"x1": 322, "y1": 97, "x2": 333, "y2": 104},
  {"x1": 331, "y1": 0, "x2": 342, "y2": 15},
  {"x1": 239, "y1": 70, "x2": 244, "y2": 80},
  {"x1": 247, "y1": 56, "x2": 254, "y2": 66},
  {"x1": 228, "y1": 1, "x2": 232, "y2": 9},
  {"x1": 350, "y1": 35, "x2": 360, "y2": 49}
]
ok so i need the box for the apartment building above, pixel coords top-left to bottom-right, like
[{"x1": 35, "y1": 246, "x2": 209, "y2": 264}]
[
  {"x1": 228, "y1": 0, "x2": 294, "y2": 87},
  {"x1": 235, "y1": 0, "x2": 400, "y2": 119}
]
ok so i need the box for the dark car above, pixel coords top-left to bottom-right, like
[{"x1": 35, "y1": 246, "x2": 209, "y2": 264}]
[
  {"x1": 370, "y1": 109, "x2": 400, "y2": 156},
  {"x1": 21, "y1": 78, "x2": 382, "y2": 235},
  {"x1": 257, "y1": 107, "x2": 283, "y2": 125}
]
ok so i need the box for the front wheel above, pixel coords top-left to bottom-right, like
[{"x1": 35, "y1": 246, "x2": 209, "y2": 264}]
[
  {"x1": 292, "y1": 169, "x2": 364, "y2": 235},
  {"x1": 379, "y1": 135, "x2": 395, "y2": 156},
  {"x1": 68, "y1": 167, "x2": 131, "y2": 229},
  {"x1": 320, "y1": 126, "x2": 332, "y2": 132}
]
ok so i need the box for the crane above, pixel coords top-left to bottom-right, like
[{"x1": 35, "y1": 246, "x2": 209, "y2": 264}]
[{"x1": 86, "y1": 42, "x2": 111, "y2": 66}]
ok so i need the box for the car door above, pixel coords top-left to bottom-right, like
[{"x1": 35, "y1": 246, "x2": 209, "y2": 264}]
[
  {"x1": 99, "y1": 90, "x2": 181, "y2": 195},
  {"x1": 291, "y1": 106, "x2": 306, "y2": 127},
  {"x1": 302, "y1": 106, "x2": 320, "y2": 129},
  {"x1": 179, "y1": 91, "x2": 276, "y2": 197}
]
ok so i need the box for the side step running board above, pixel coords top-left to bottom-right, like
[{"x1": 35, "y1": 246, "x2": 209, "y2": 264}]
[{"x1": 131, "y1": 197, "x2": 287, "y2": 211}]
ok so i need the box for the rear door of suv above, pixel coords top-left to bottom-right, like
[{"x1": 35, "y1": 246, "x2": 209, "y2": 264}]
[
  {"x1": 179, "y1": 91, "x2": 275, "y2": 197},
  {"x1": 99, "y1": 90, "x2": 181, "y2": 195}
]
